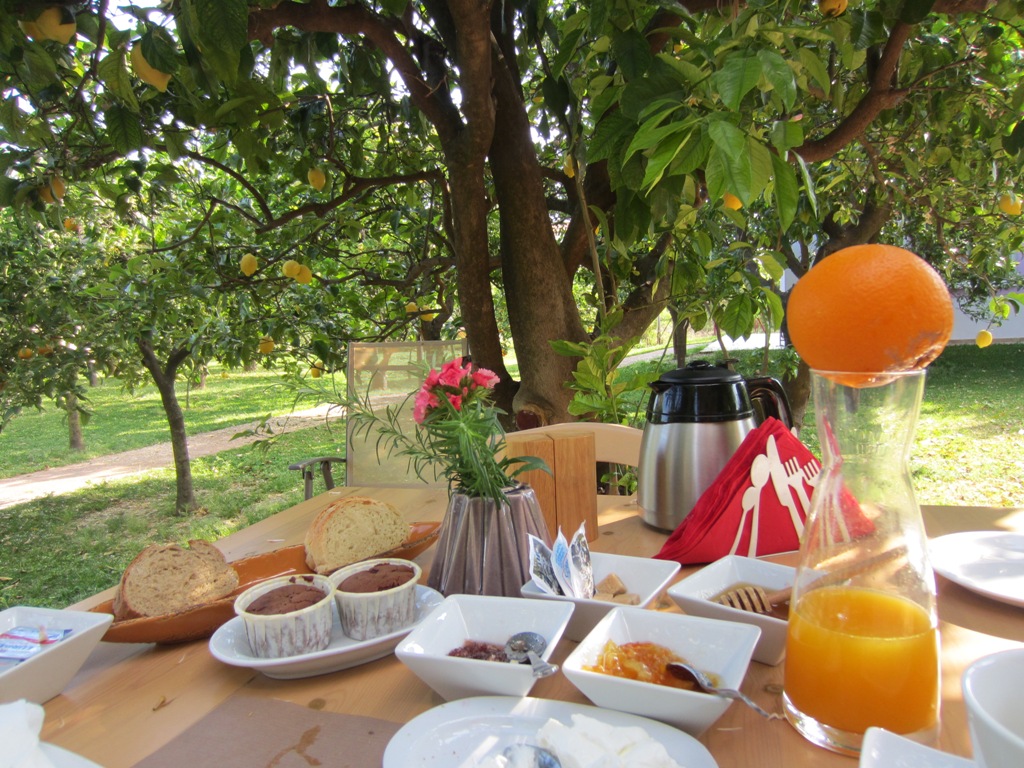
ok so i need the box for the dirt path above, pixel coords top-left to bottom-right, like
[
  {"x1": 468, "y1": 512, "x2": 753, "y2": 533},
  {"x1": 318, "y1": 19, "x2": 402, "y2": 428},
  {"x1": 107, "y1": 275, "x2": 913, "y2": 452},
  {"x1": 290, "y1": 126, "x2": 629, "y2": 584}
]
[{"x1": 0, "y1": 404, "x2": 339, "y2": 510}]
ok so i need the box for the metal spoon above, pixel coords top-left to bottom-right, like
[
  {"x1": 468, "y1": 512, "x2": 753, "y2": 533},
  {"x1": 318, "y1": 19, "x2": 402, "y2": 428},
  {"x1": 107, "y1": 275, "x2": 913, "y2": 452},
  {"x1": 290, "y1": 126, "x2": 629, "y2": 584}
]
[
  {"x1": 666, "y1": 661, "x2": 784, "y2": 720},
  {"x1": 504, "y1": 631, "x2": 558, "y2": 678},
  {"x1": 502, "y1": 744, "x2": 561, "y2": 767}
]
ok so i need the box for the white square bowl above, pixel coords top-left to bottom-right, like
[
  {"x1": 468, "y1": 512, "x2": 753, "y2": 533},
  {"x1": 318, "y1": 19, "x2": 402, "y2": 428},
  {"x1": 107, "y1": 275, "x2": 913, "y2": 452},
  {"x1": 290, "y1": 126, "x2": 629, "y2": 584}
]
[
  {"x1": 520, "y1": 552, "x2": 681, "y2": 641},
  {"x1": 0, "y1": 606, "x2": 113, "y2": 704},
  {"x1": 666, "y1": 555, "x2": 795, "y2": 665},
  {"x1": 563, "y1": 606, "x2": 760, "y2": 736},
  {"x1": 395, "y1": 594, "x2": 573, "y2": 700}
]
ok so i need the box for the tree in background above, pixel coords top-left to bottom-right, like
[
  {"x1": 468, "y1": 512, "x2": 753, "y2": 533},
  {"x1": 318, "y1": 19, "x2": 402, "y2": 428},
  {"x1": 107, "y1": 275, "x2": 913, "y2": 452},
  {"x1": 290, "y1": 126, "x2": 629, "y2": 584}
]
[{"x1": 1, "y1": 0, "x2": 1022, "y2": 435}]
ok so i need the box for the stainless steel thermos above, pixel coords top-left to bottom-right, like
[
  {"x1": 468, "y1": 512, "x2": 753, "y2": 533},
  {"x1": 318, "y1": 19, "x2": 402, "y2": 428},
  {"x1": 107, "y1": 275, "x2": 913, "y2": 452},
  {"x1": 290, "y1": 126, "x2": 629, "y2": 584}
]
[{"x1": 637, "y1": 361, "x2": 792, "y2": 531}]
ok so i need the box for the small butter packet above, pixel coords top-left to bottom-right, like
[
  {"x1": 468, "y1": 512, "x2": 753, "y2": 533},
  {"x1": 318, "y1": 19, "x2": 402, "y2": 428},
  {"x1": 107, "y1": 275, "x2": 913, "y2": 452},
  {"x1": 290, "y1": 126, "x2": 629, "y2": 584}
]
[{"x1": 0, "y1": 625, "x2": 73, "y2": 664}]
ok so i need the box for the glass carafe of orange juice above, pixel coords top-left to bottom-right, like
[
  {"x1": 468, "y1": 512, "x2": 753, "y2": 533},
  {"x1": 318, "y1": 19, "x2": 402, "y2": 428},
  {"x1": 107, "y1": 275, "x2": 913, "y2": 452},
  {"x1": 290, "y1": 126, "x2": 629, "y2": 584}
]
[{"x1": 783, "y1": 369, "x2": 939, "y2": 756}]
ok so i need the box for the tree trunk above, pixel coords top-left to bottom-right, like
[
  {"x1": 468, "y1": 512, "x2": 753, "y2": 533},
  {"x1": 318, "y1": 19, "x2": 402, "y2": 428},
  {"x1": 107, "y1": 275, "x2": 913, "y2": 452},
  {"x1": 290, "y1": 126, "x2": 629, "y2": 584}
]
[
  {"x1": 138, "y1": 336, "x2": 197, "y2": 515},
  {"x1": 65, "y1": 392, "x2": 84, "y2": 451},
  {"x1": 669, "y1": 307, "x2": 690, "y2": 368}
]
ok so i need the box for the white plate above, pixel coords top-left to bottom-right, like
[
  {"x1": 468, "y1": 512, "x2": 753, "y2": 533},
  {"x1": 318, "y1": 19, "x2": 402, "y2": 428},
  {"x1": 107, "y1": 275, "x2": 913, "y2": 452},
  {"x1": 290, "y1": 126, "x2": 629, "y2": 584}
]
[
  {"x1": 40, "y1": 743, "x2": 104, "y2": 767},
  {"x1": 859, "y1": 727, "x2": 974, "y2": 768},
  {"x1": 930, "y1": 532, "x2": 1024, "y2": 608},
  {"x1": 383, "y1": 695, "x2": 718, "y2": 768},
  {"x1": 209, "y1": 585, "x2": 443, "y2": 679}
]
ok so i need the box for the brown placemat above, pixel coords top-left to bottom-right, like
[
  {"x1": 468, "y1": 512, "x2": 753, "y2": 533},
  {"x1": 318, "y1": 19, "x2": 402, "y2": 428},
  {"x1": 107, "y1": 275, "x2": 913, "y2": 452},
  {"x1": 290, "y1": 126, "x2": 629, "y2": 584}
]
[{"x1": 135, "y1": 697, "x2": 402, "y2": 768}]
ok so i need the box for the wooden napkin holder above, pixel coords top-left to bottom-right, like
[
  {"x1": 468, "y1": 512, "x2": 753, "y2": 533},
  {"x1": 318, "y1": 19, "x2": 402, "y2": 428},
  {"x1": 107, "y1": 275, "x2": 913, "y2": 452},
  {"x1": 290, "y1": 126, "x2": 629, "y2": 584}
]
[{"x1": 503, "y1": 429, "x2": 598, "y2": 542}]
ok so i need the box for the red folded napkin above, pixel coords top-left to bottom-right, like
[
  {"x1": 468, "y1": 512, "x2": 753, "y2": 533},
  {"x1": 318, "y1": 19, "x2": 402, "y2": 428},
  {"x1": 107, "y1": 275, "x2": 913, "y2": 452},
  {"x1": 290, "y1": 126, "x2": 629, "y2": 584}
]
[{"x1": 654, "y1": 417, "x2": 871, "y2": 565}]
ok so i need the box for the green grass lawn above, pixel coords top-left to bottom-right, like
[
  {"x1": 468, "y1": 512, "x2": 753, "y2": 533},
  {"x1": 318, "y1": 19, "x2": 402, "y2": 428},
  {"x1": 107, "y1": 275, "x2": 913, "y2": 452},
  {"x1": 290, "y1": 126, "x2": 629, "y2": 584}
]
[{"x1": 1, "y1": 343, "x2": 1021, "y2": 610}]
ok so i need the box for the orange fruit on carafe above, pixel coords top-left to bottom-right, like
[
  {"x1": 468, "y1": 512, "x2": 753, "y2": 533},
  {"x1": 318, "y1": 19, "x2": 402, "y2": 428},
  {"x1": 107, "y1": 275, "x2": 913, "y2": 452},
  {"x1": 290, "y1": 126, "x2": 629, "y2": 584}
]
[{"x1": 786, "y1": 244, "x2": 953, "y2": 386}]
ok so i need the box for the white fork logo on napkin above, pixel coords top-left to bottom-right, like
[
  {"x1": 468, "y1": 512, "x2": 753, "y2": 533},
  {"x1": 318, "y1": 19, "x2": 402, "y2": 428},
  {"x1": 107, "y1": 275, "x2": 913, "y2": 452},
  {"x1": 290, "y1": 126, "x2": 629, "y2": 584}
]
[{"x1": 730, "y1": 437, "x2": 822, "y2": 557}]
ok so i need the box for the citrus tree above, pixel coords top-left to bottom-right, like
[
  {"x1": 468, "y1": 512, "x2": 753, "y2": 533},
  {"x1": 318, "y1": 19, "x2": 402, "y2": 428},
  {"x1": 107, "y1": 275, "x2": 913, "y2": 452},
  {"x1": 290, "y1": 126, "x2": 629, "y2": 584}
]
[{"x1": 2, "y1": 0, "x2": 1022, "y2": 431}]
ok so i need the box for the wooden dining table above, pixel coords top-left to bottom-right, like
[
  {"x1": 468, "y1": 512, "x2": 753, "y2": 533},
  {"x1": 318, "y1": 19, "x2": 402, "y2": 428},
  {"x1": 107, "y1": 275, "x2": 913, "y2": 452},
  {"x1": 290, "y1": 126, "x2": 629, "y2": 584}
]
[{"x1": 41, "y1": 487, "x2": 1024, "y2": 767}]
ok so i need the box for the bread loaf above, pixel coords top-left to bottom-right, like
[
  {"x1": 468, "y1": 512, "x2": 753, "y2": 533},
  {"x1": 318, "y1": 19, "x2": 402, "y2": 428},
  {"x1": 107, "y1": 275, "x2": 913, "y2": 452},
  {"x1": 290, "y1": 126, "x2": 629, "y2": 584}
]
[
  {"x1": 304, "y1": 496, "x2": 408, "y2": 574},
  {"x1": 112, "y1": 540, "x2": 239, "y2": 620}
]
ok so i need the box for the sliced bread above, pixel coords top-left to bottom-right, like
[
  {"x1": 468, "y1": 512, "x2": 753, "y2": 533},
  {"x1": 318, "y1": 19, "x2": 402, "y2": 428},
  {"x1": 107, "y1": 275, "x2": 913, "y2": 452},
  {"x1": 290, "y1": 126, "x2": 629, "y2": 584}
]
[
  {"x1": 304, "y1": 496, "x2": 408, "y2": 574},
  {"x1": 112, "y1": 539, "x2": 239, "y2": 620}
]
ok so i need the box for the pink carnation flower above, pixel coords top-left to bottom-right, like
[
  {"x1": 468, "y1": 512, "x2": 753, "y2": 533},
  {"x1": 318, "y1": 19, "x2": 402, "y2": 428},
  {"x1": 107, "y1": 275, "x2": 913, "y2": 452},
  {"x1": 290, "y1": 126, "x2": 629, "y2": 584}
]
[
  {"x1": 472, "y1": 367, "x2": 499, "y2": 389},
  {"x1": 413, "y1": 388, "x2": 439, "y2": 423}
]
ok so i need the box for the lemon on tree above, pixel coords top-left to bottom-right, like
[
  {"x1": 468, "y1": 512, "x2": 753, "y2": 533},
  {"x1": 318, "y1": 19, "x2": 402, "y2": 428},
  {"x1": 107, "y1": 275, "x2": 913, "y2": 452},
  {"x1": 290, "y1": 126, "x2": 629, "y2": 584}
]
[
  {"x1": 240, "y1": 253, "x2": 258, "y2": 276},
  {"x1": 310, "y1": 361, "x2": 325, "y2": 379},
  {"x1": 19, "y1": 7, "x2": 76, "y2": 44},
  {"x1": 131, "y1": 43, "x2": 172, "y2": 92},
  {"x1": 998, "y1": 192, "x2": 1022, "y2": 216},
  {"x1": 295, "y1": 264, "x2": 313, "y2": 284},
  {"x1": 258, "y1": 336, "x2": 275, "y2": 355},
  {"x1": 307, "y1": 168, "x2": 327, "y2": 191},
  {"x1": 975, "y1": 329, "x2": 994, "y2": 348},
  {"x1": 405, "y1": 301, "x2": 419, "y2": 314},
  {"x1": 281, "y1": 259, "x2": 301, "y2": 278}
]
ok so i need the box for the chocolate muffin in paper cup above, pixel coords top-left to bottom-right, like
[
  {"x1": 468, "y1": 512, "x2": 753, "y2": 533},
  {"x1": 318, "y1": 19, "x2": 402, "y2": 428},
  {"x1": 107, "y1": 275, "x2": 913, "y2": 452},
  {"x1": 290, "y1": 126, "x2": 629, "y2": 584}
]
[
  {"x1": 329, "y1": 558, "x2": 421, "y2": 641},
  {"x1": 234, "y1": 573, "x2": 334, "y2": 658}
]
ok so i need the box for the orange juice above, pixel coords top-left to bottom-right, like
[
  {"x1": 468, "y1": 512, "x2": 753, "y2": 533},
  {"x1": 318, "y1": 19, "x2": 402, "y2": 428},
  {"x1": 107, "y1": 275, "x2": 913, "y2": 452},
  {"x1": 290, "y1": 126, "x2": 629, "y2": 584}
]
[{"x1": 785, "y1": 585, "x2": 939, "y2": 735}]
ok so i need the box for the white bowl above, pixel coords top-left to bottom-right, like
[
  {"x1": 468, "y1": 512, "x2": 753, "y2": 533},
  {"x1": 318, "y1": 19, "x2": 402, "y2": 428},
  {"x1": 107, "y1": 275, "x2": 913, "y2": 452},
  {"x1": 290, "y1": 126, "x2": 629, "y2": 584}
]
[
  {"x1": 234, "y1": 574, "x2": 335, "y2": 658},
  {"x1": 667, "y1": 555, "x2": 795, "y2": 665},
  {"x1": 395, "y1": 594, "x2": 573, "y2": 700},
  {"x1": 329, "y1": 558, "x2": 422, "y2": 641},
  {"x1": 563, "y1": 606, "x2": 761, "y2": 736},
  {"x1": 962, "y1": 648, "x2": 1024, "y2": 768},
  {"x1": 520, "y1": 552, "x2": 681, "y2": 641},
  {"x1": 0, "y1": 606, "x2": 113, "y2": 704}
]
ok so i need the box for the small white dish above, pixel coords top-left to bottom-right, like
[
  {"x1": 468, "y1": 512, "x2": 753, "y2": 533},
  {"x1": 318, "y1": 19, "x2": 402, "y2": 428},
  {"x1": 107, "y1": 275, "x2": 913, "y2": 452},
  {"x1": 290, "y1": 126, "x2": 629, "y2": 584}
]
[
  {"x1": 563, "y1": 605, "x2": 761, "y2": 736},
  {"x1": 520, "y1": 551, "x2": 681, "y2": 641},
  {"x1": 667, "y1": 555, "x2": 795, "y2": 665},
  {"x1": 40, "y1": 743, "x2": 104, "y2": 768},
  {"x1": 859, "y1": 727, "x2": 974, "y2": 768},
  {"x1": 0, "y1": 606, "x2": 113, "y2": 705},
  {"x1": 395, "y1": 594, "x2": 573, "y2": 700},
  {"x1": 382, "y1": 695, "x2": 718, "y2": 768},
  {"x1": 210, "y1": 585, "x2": 443, "y2": 679},
  {"x1": 962, "y1": 648, "x2": 1024, "y2": 768},
  {"x1": 930, "y1": 532, "x2": 1024, "y2": 608}
]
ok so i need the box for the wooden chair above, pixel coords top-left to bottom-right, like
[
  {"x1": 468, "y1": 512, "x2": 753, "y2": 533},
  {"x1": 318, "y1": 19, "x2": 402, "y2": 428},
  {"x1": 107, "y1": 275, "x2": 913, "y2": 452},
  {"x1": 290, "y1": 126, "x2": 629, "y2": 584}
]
[{"x1": 290, "y1": 339, "x2": 468, "y2": 499}]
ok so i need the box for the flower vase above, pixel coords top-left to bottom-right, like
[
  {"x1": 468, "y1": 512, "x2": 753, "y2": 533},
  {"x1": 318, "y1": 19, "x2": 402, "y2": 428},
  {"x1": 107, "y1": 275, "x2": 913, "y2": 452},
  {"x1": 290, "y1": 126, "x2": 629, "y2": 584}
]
[{"x1": 427, "y1": 483, "x2": 551, "y2": 597}]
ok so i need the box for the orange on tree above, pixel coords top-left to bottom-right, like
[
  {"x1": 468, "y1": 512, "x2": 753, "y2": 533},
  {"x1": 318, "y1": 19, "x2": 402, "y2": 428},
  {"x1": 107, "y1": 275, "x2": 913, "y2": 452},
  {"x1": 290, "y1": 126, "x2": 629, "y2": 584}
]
[
  {"x1": 63, "y1": 216, "x2": 78, "y2": 232},
  {"x1": 818, "y1": 0, "x2": 848, "y2": 16},
  {"x1": 722, "y1": 192, "x2": 743, "y2": 210},
  {"x1": 18, "y1": 347, "x2": 35, "y2": 360},
  {"x1": 998, "y1": 192, "x2": 1022, "y2": 216},
  {"x1": 258, "y1": 336, "x2": 275, "y2": 355},
  {"x1": 281, "y1": 259, "x2": 301, "y2": 278},
  {"x1": 975, "y1": 329, "x2": 994, "y2": 348},
  {"x1": 240, "y1": 253, "x2": 258, "y2": 276},
  {"x1": 786, "y1": 244, "x2": 953, "y2": 386}
]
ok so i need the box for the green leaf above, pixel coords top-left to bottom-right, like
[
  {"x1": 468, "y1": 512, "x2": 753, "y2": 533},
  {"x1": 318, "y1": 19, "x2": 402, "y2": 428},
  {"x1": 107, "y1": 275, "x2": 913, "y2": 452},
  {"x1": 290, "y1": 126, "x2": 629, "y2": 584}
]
[
  {"x1": 715, "y1": 54, "x2": 761, "y2": 111},
  {"x1": 1003, "y1": 122, "x2": 1024, "y2": 156},
  {"x1": 0, "y1": 176, "x2": 18, "y2": 208},
  {"x1": 771, "y1": 153, "x2": 799, "y2": 231},
  {"x1": 588, "y1": 111, "x2": 633, "y2": 163},
  {"x1": 797, "y1": 48, "x2": 830, "y2": 98},
  {"x1": 756, "y1": 50, "x2": 797, "y2": 113},
  {"x1": 106, "y1": 105, "x2": 145, "y2": 153},
  {"x1": 641, "y1": 129, "x2": 691, "y2": 189},
  {"x1": 770, "y1": 119, "x2": 804, "y2": 153},
  {"x1": 756, "y1": 251, "x2": 786, "y2": 283},
  {"x1": 611, "y1": 29, "x2": 654, "y2": 81},
  {"x1": 706, "y1": 119, "x2": 747, "y2": 162},
  {"x1": 796, "y1": 153, "x2": 818, "y2": 217},
  {"x1": 624, "y1": 116, "x2": 689, "y2": 163},
  {"x1": 97, "y1": 52, "x2": 140, "y2": 112},
  {"x1": 762, "y1": 289, "x2": 784, "y2": 329},
  {"x1": 189, "y1": 0, "x2": 248, "y2": 84}
]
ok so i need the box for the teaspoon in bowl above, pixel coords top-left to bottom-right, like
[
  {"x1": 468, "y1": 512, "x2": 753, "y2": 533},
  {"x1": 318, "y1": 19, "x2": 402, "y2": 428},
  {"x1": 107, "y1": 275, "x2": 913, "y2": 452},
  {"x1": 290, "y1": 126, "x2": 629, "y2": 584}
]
[
  {"x1": 666, "y1": 661, "x2": 784, "y2": 720},
  {"x1": 504, "y1": 631, "x2": 558, "y2": 678}
]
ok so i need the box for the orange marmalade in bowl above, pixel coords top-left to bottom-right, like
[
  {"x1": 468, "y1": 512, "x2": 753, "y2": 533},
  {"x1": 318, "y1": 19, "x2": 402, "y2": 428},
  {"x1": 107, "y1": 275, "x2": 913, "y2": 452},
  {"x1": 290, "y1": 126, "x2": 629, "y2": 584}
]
[{"x1": 584, "y1": 640, "x2": 720, "y2": 689}]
